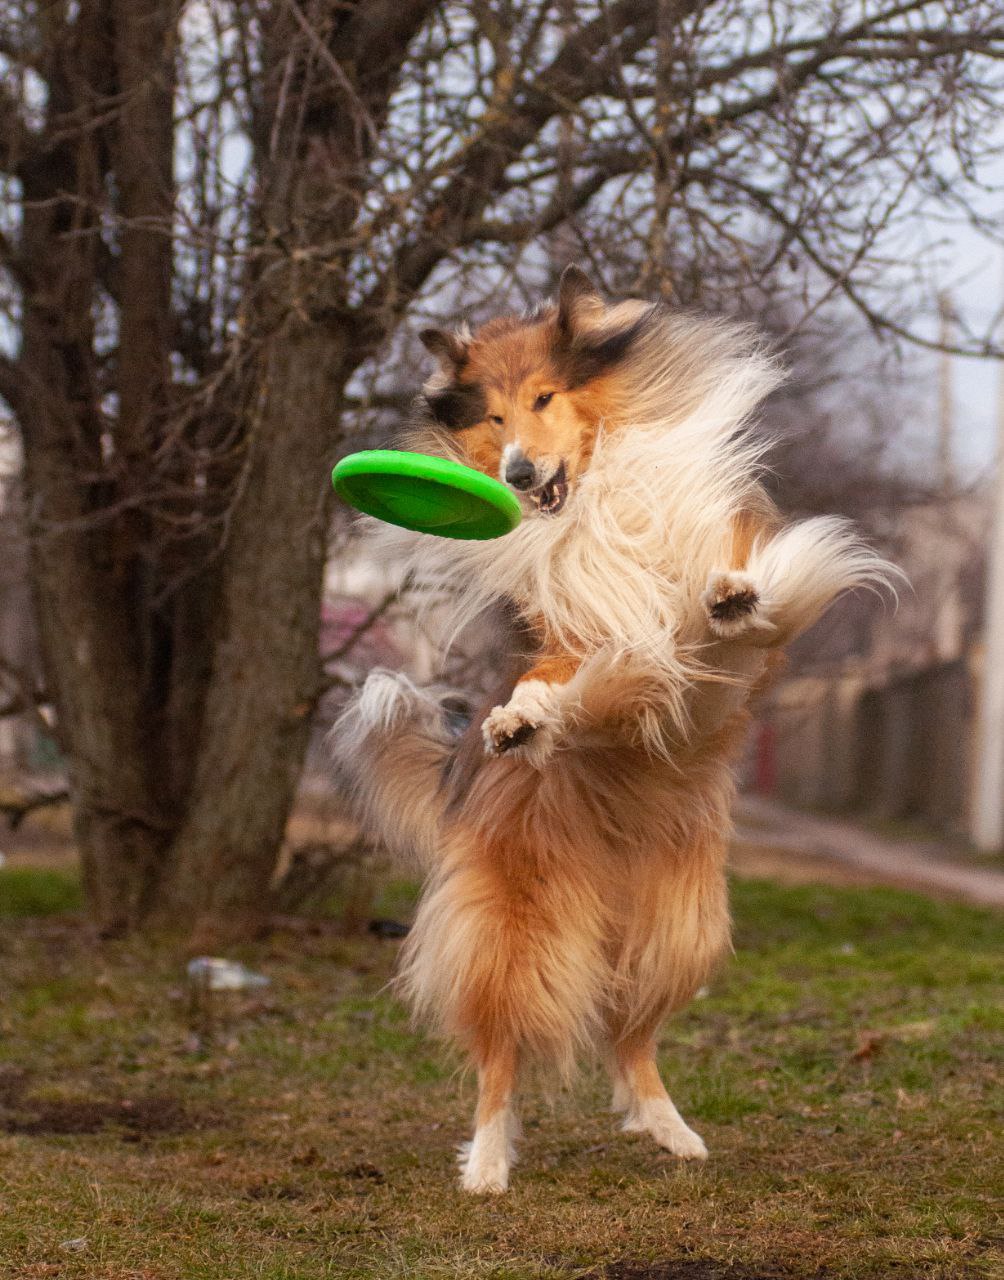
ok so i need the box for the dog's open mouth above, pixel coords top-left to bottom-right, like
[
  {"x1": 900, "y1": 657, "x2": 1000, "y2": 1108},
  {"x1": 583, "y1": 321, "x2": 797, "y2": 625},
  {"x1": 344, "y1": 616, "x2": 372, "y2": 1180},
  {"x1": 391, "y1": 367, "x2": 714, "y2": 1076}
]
[{"x1": 532, "y1": 462, "x2": 568, "y2": 516}]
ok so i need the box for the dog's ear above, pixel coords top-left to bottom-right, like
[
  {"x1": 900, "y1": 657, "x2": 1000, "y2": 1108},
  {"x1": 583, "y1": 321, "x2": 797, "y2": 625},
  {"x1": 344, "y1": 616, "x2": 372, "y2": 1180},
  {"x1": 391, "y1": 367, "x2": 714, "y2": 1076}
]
[
  {"x1": 419, "y1": 327, "x2": 470, "y2": 373},
  {"x1": 557, "y1": 265, "x2": 603, "y2": 335},
  {"x1": 553, "y1": 265, "x2": 652, "y2": 388}
]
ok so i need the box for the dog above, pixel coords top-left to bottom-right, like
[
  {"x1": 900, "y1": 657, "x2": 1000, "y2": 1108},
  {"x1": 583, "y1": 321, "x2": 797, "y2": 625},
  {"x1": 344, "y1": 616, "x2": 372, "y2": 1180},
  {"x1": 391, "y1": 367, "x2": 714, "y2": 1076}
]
[{"x1": 332, "y1": 266, "x2": 890, "y2": 1193}]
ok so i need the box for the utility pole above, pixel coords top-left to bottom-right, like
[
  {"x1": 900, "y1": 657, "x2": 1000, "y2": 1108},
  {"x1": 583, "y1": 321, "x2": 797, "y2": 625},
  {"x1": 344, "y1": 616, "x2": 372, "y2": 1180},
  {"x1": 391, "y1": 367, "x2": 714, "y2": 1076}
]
[
  {"x1": 938, "y1": 291, "x2": 955, "y2": 494},
  {"x1": 972, "y1": 261, "x2": 1004, "y2": 850}
]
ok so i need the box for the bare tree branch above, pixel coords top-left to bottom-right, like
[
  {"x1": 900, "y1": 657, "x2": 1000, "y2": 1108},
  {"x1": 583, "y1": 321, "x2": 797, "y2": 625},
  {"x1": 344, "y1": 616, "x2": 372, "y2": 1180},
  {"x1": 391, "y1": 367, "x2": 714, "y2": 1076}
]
[
  {"x1": 0, "y1": 787, "x2": 70, "y2": 830},
  {"x1": 356, "y1": 0, "x2": 682, "y2": 341},
  {"x1": 724, "y1": 173, "x2": 1004, "y2": 357},
  {"x1": 312, "y1": 586, "x2": 407, "y2": 706}
]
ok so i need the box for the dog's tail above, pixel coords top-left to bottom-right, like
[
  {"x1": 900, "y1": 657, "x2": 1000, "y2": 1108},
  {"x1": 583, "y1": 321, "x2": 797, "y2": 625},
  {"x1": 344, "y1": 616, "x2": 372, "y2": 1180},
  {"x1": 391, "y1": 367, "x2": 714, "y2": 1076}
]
[
  {"x1": 748, "y1": 516, "x2": 900, "y2": 645},
  {"x1": 330, "y1": 670, "x2": 460, "y2": 864}
]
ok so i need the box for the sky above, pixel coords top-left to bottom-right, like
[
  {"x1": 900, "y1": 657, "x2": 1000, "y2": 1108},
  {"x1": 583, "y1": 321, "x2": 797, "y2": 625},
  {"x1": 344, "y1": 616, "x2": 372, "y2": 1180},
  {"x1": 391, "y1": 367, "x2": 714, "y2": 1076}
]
[
  {"x1": 947, "y1": 225, "x2": 1003, "y2": 482},
  {"x1": 923, "y1": 142, "x2": 1004, "y2": 483}
]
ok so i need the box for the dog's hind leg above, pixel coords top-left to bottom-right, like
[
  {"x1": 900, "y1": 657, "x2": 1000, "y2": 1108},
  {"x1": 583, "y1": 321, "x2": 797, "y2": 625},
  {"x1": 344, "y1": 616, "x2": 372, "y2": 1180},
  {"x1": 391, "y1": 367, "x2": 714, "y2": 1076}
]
[
  {"x1": 609, "y1": 1032, "x2": 707, "y2": 1161},
  {"x1": 458, "y1": 1041, "x2": 520, "y2": 1194}
]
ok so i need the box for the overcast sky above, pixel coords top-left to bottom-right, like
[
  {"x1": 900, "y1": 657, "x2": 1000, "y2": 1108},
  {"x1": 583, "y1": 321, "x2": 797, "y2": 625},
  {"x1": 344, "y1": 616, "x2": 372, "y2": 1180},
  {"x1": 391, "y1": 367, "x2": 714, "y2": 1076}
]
[
  {"x1": 948, "y1": 227, "x2": 1002, "y2": 481},
  {"x1": 928, "y1": 138, "x2": 1004, "y2": 483}
]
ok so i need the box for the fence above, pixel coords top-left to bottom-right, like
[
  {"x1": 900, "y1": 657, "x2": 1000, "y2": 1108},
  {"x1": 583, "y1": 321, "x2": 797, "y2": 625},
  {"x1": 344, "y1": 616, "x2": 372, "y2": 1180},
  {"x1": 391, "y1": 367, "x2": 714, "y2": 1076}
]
[{"x1": 756, "y1": 654, "x2": 977, "y2": 836}]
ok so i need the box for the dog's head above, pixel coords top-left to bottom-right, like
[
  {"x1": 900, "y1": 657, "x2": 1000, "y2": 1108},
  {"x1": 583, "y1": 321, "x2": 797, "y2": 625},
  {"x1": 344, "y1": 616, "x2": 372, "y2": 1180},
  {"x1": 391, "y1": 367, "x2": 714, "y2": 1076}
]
[{"x1": 418, "y1": 267, "x2": 654, "y2": 517}]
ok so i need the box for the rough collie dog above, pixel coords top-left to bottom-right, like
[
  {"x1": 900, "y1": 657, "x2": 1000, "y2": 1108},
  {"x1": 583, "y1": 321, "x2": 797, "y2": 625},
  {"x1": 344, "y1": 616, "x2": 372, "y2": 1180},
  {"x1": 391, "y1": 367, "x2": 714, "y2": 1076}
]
[{"x1": 332, "y1": 267, "x2": 888, "y2": 1193}]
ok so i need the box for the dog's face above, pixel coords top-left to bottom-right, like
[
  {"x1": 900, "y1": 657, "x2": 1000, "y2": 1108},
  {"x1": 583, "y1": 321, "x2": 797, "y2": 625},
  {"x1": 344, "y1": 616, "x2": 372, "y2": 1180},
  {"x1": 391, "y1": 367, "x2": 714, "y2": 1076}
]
[
  {"x1": 450, "y1": 342, "x2": 599, "y2": 518},
  {"x1": 419, "y1": 267, "x2": 651, "y2": 517}
]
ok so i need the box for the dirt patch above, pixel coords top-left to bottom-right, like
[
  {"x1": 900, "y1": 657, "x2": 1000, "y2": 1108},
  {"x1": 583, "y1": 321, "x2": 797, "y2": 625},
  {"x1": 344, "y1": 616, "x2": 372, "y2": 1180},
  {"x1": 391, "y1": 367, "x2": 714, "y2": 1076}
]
[
  {"x1": 582, "y1": 1266, "x2": 984, "y2": 1280},
  {"x1": 243, "y1": 1179, "x2": 305, "y2": 1201},
  {"x1": 580, "y1": 1264, "x2": 832, "y2": 1280},
  {"x1": 1, "y1": 1078, "x2": 210, "y2": 1138},
  {"x1": 729, "y1": 838, "x2": 885, "y2": 890},
  {"x1": 732, "y1": 795, "x2": 1004, "y2": 908},
  {"x1": 0, "y1": 1065, "x2": 29, "y2": 1107},
  {"x1": 339, "y1": 1160, "x2": 386, "y2": 1183}
]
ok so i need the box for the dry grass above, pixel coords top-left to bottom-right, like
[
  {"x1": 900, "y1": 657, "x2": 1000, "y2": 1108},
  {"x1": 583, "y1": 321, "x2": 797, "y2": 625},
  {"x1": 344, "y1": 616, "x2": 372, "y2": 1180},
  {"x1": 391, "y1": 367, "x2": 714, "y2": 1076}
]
[{"x1": 0, "y1": 869, "x2": 1000, "y2": 1279}]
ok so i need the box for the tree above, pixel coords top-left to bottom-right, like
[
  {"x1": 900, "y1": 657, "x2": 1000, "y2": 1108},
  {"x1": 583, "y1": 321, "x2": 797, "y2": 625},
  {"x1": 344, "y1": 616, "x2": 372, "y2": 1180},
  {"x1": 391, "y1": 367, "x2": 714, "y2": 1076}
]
[{"x1": 0, "y1": 0, "x2": 1001, "y2": 942}]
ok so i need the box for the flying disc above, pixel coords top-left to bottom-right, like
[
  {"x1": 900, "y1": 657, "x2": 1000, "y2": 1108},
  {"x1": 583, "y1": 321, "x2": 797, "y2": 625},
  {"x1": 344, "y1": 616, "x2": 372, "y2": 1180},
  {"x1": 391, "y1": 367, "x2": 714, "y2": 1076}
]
[{"x1": 332, "y1": 450, "x2": 522, "y2": 540}]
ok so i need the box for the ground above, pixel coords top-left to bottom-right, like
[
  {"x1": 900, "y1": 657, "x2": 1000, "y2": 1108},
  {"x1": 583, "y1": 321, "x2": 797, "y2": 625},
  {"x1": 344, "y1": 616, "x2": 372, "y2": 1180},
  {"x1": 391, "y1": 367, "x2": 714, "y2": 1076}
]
[{"x1": 1, "y1": 863, "x2": 1001, "y2": 1280}]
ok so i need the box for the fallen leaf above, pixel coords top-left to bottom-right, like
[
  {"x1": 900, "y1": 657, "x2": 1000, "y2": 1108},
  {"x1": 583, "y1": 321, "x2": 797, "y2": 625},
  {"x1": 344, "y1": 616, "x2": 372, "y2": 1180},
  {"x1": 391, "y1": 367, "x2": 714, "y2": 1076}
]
[{"x1": 852, "y1": 1031, "x2": 884, "y2": 1061}]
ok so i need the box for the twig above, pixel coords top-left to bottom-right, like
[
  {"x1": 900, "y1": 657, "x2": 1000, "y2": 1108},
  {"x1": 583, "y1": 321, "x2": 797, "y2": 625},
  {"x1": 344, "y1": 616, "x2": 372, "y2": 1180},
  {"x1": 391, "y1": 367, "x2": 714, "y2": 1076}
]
[{"x1": 0, "y1": 788, "x2": 70, "y2": 830}]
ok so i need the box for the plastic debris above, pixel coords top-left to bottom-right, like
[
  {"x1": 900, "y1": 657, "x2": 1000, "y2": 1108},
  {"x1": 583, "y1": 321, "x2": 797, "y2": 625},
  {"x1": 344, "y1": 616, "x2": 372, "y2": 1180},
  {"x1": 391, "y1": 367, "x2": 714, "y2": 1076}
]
[{"x1": 186, "y1": 957, "x2": 270, "y2": 992}]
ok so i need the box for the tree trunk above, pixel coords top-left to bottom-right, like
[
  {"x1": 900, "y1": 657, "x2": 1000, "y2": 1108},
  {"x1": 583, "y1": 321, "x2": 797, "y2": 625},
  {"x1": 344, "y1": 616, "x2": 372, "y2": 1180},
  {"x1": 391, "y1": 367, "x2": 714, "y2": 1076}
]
[
  {"x1": 157, "y1": 325, "x2": 348, "y2": 945},
  {"x1": 8, "y1": 0, "x2": 431, "y2": 942},
  {"x1": 16, "y1": 0, "x2": 174, "y2": 936},
  {"x1": 153, "y1": 0, "x2": 433, "y2": 944}
]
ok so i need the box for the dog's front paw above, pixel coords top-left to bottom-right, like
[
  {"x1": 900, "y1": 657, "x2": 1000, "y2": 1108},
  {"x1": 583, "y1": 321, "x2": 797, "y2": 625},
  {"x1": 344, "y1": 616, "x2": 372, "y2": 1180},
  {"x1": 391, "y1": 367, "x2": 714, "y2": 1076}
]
[
  {"x1": 701, "y1": 570, "x2": 774, "y2": 640},
  {"x1": 481, "y1": 680, "x2": 561, "y2": 764},
  {"x1": 482, "y1": 704, "x2": 541, "y2": 756}
]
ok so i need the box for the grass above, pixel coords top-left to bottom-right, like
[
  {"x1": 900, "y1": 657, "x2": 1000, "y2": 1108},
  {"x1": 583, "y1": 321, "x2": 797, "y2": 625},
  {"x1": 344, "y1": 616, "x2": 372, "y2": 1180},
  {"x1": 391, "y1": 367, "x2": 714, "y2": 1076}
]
[
  {"x1": 0, "y1": 865, "x2": 83, "y2": 917},
  {"x1": 0, "y1": 866, "x2": 1001, "y2": 1280}
]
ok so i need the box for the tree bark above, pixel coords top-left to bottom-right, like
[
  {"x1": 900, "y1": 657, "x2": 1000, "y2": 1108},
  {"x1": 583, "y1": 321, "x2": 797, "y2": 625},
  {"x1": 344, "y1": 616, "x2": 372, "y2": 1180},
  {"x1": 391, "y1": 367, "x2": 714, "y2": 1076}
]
[
  {"x1": 16, "y1": 1, "x2": 175, "y2": 935},
  {"x1": 158, "y1": 324, "x2": 347, "y2": 945},
  {"x1": 153, "y1": 0, "x2": 438, "y2": 944},
  {"x1": 7, "y1": 0, "x2": 437, "y2": 942}
]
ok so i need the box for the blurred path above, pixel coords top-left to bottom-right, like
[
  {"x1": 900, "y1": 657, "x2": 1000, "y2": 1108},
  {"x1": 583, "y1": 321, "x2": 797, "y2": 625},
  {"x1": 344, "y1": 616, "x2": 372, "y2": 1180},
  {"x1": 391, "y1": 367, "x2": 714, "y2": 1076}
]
[{"x1": 732, "y1": 793, "x2": 1004, "y2": 908}]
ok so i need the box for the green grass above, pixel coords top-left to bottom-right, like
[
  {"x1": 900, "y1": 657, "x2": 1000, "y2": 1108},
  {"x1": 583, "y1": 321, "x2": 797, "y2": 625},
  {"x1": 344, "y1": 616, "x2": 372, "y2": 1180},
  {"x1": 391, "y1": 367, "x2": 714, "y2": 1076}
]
[
  {"x1": 0, "y1": 865, "x2": 83, "y2": 917},
  {"x1": 0, "y1": 870, "x2": 1001, "y2": 1279}
]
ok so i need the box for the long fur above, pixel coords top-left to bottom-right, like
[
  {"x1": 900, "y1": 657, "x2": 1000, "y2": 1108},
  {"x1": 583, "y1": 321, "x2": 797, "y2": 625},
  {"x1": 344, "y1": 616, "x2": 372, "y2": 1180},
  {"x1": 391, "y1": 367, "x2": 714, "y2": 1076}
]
[{"x1": 331, "y1": 274, "x2": 895, "y2": 1190}]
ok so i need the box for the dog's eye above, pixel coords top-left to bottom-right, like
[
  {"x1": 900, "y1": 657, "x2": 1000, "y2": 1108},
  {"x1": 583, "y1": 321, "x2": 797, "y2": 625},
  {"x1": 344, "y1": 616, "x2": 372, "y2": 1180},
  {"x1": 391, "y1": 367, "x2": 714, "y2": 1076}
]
[
  {"x1": 533, "y1": 392, "x2": 554, "y2": 411},
  {"x1": 488, "y1": 414, "x2": 504, "y2": 425}
]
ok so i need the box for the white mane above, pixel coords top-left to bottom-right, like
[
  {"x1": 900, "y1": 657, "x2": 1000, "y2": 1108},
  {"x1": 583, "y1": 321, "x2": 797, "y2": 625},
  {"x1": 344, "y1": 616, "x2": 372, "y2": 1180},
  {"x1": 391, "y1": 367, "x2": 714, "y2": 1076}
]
[
  {"x1": 371, "y1": 313, "x2": 777, "y2": 649},
  {"x1": 360, "y1": 307, "x2": 888, "y2": 749}
]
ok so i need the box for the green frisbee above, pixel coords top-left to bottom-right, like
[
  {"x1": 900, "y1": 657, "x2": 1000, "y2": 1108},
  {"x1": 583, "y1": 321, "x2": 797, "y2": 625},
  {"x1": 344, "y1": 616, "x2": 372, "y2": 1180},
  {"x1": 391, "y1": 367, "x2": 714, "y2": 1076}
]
[{"x1": 332, "y1": 450, "x2": 522, "y2": 540}]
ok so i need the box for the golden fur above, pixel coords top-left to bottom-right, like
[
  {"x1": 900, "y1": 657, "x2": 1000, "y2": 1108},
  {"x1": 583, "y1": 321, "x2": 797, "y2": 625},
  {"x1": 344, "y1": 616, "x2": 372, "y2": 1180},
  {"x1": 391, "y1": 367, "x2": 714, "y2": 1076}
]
[{"x1": 332, "y1": 267, "x2": 893, "y2": 1193}]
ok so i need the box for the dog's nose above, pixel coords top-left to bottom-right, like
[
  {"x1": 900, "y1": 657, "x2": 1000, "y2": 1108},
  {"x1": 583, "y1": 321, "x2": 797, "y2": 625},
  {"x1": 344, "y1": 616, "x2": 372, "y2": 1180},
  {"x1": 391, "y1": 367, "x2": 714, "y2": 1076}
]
[{"x1": 505, "y1": 455, "x2": 536, "y2": 491}]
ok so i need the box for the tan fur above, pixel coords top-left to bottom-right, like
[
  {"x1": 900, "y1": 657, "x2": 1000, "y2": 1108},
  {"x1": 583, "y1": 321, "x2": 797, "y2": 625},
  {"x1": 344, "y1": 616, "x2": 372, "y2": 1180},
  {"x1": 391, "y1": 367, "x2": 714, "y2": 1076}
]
[
  {"x1": 730, "y1": 502, "x2": 782, "y2": 569},
  {"x1": 396, "y1": 732, "x2": 737, "y2": 1079},
  {"x1": 452, "y1": 317, "x2": 611, "y2": 487},
  {"x1": 332, "y1": 271, "x2": 896, "y2": 1192},
  {"x1": 515, "y1": 654, "x2": 581, "y2": 687}
]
